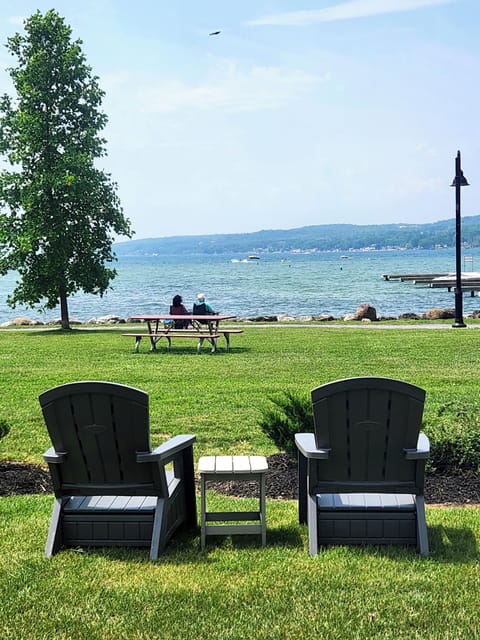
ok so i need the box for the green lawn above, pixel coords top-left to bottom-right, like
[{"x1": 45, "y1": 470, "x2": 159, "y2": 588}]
[{"x1": 0, "y1": 326, "x2": 479, "y2": 639}]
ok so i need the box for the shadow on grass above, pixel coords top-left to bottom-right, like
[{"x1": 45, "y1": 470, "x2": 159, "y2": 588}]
[
  {"x1": 305, "y1": 525, "x2": 479, "y2": 562},
  {"x1": 157, "y1": 345, "x2": 251, "y2": 358},
  {"x1": 133, "y1": 347, "x2": 249, "y2": 356},
  {"x1": 12, "y1": 329, "x2": 250, "y2": 354},
  {"x1": 15, "y1": 328, "x2": 120, "y2": 336},
  {"x1": 190, "y1": 525, "x2": 304, "y2": 555},
  {"x1": 428, "y1": 524, "x2": 479, "y2": 561},
  {"x1": 49, "y1": 525, "x2": 302, "y2": 564},
  {"x1": 40, "y1": 525, "x2": 478, "y2": 564},
  {"x1": 50, "y1": 528, "x2": 202, "y2": 564}
]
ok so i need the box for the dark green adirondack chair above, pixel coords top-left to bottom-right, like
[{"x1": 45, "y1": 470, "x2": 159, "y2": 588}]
[
  {"x1": 40, "y1": 381, "x2": 196, "y2": 559},
  {"x1": 295, "y1": 377, "x2": 429, "y2": 556}
]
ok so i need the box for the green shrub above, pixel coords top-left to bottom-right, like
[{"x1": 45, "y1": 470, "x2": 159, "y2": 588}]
[
  {"x1": 426, "y1": 400, "x2": 480, "y2": 472},
  {"x1": 0, "y1": 419, "x2": 9, "y2": 440},
  {"x1": 259, "y1": 391, "x2": 313, "y2": 457}
]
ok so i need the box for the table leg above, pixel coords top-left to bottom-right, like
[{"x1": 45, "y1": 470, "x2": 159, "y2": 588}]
[
  {"x1": 200, "y1": 475, "x2": 207, "y2": 550},
  {"x1": 223, "y1": 332, "x2": 231, "y2": 351},
  {"x1": 260, "y1": 472, "x2": 267, "y2": 546},
  {"x1": 207, "y1": 319, "x2": 219, "y2": 334},
  {"x1": 197, "y1": 337, "x2": 217, "y2": 353},
  {"x1": 146, "y1": 321, "x2": 157, "y2": 352}
]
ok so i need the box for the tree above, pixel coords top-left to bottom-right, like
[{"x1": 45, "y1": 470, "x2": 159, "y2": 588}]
[{"x1": 0, "y1": 10, "x2": 132, "y2": 329}]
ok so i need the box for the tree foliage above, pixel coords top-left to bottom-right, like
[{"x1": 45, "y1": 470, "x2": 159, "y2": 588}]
[{"x1": 0, "y1": 10, "x2": 132, "y2": 328}]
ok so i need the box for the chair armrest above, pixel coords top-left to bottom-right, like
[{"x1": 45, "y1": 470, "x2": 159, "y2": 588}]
[
  {"x1": 136, "y1": 434, "x2": 196, "y2": 463},
  {"x1": 404, "y1": 432, "x2": 430, "y2": 460},
  {"x1": 295, "y1": 433, "x2": 331, "y2": 459},
  {"x1": 43, "y1": 447, "x2": 68, "y2": 464}
]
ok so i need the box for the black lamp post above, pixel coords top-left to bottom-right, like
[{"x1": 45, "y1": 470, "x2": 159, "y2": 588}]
[{"x1": 450, "y1": 150, "x2": 469, "y2": 328}]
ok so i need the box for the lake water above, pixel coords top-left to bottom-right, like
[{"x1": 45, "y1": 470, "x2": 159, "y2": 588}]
[{"x1": 1, "y1": 248, "x2": 480, "y2": 323}]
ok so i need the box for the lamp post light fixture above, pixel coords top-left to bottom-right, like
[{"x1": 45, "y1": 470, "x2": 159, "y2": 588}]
[{"x1": 450, "y1": 150, "x2": 469, "y2": 328}]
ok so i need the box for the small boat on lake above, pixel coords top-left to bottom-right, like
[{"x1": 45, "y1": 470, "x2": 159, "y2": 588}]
[{"x1": 248, "y1": 255, "x2": 260, "y2": 260}]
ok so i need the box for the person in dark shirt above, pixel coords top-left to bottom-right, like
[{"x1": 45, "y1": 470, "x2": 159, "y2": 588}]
[{"x1": 169, "y1": 294, "x2": 190, "y2": 329}]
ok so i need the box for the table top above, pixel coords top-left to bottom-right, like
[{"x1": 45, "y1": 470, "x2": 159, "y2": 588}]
[
  {"x1": 198, "y1": 455, "x2": 268, "y2": 474},
  {"x1": 130, "y1": 314, "x2": 236, "y2": 321}
]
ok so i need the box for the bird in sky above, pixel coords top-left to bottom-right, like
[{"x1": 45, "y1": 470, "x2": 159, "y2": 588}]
[{"x1": 209, "y1": 31, "x2": 221, "y2": 36}]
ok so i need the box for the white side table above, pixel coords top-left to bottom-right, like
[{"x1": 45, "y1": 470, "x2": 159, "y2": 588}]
[{"x1": 198, "y1": 455, "x2": 268, "y2": 549}]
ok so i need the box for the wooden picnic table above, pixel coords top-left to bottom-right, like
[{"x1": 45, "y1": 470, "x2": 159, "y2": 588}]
[{"x1": 124, "y1": 314, "x2": 242, "y2": 353}]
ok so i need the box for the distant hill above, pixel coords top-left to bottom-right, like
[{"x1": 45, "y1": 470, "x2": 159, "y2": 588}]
[{"x1": 114, "y1": 215, "x2": 480, "y2": 256}]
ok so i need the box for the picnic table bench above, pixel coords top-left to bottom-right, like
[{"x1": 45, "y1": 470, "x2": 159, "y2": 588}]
[
  {"x1": 122, "y1": 330, "x2": 220, "y2": 353},
  {"x1": 124, "y1": 314, "x2": 243, "y2": 353}
]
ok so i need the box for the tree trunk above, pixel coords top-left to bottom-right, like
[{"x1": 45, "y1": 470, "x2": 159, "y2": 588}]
[{"x1": 59, "y1": 287, "x2": 70, "y2": 330}]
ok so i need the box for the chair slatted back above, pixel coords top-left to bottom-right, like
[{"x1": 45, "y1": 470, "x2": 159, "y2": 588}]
[
  {"x1": 311, "y1": 377, "x2": 425, "y2": 489},
  {"x1": 40, "y1": 382, "x2": 167, "y2": 497},
  {"x1": 193, "y1": 302, "x2": 207, "y2": 315}
]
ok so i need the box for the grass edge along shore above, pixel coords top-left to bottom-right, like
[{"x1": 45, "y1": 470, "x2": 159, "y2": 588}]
[
  {"x1": 0, "y1": 326, "x2": 479, "y2": 639},
  {"x1": 4, "y1": 304, "x2": 480, "y2": 328}
]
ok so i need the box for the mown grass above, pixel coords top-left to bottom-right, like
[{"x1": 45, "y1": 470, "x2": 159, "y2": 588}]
[
  {"x1": 1, "y1": 325, "x2": 479, "y2": 460},
  {"x1": 0, "y1": 326, "x2": 479, "y2": 639},
  {"x1": 1, "y1": 494, "x2": 479, "y2": 640}
]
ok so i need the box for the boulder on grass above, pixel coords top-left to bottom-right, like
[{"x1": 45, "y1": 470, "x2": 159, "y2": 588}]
[
  {"x1": 354, "y1": 304, "x2": 377, "y2": 321},
  {"x1": 8, "y1": 317, "x2": 43, "y2": 326},
  {"x1": 423, "y1": 308, "x2": 455, "y2": 320},
  {"x1": 89, "y1": 314, "x2": 125, "y2": 324},
  {"x1": 47, "y1": 317, "x2": 82, "y2": 325},
  {"x1": 277, "y1": 314, "x2": 298, "y2": 322},
  {"x1": 245, "y1": 315, "x2": 278, "y2": 322}
]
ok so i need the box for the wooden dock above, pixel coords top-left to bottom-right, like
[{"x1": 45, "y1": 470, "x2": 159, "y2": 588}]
[
  {"x1": 382, "y1": 273, "x2": 449, "y2": 282},
  {"x1": 382, "y1": 272, "x2": 480, "y2": 295}
]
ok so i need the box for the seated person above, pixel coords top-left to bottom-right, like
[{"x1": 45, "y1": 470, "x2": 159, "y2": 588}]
[
  {"x1": 192, "y1": 293, "x2": 216, "y2": 324},
  {"x1": 169, "y1": 294, "x2": 190, "y2": 329}
]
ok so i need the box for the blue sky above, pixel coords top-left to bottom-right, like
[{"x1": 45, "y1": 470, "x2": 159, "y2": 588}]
[{"x1": 0, "y1": 0, "x2": 479, "y2": 240}]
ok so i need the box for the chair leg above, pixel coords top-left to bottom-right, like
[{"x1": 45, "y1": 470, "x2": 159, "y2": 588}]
[
  {"x1": 150, "y1": 499, "x2": 166, "y2": 560},
  {"x1": 298, "y1": 451, "x2": 308, "y2": 524},
  {"x1": 415, "y1": 495, "x2": 429, "y2": 557},
  {"x1": 45, "y1": 498, "x2": 64, "y2": 557},
  {"x1": 307, "y1": 493, "x2": 319, "y2": 556},
  {"x1": 181, "y1": 445, "x2": 198, "y2": 529}
]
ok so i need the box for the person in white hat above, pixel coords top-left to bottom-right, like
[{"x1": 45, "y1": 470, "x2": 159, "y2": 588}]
[{"x1": 192, "y1": 293, "x2": 216, "y2": 319}]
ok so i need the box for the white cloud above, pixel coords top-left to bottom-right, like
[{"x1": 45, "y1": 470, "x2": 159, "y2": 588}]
[
  {"x1": 110, "y1": 64, "x2": 324, "y2": 115},
  {"x1": 247, "y1": 0, "x2": 455, "y2": 27}
]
